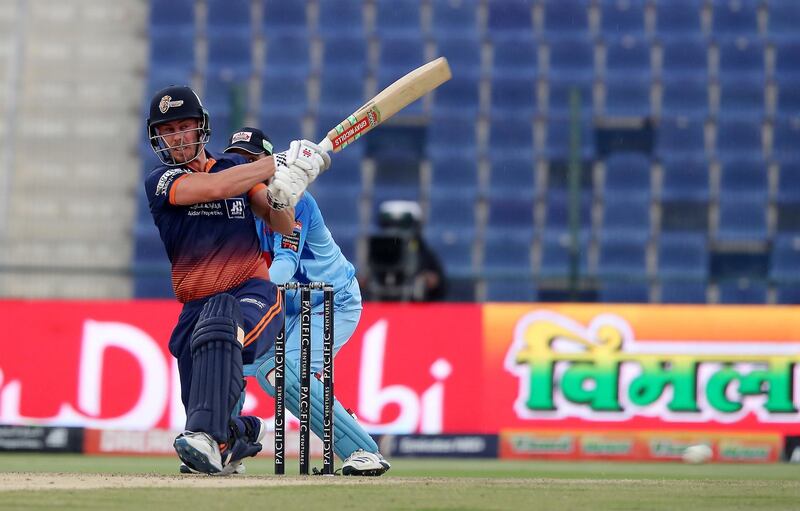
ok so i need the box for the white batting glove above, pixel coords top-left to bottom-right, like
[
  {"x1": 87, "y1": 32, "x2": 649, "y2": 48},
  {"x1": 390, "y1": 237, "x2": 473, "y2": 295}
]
[{"x1": 268, "y1": 140, "x2": 331, "y2": 209}]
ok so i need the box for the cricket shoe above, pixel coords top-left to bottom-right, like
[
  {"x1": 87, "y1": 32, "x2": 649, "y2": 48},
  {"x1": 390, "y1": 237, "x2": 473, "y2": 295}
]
[
  {"x1": 218, "y1": 416, "x2": 266, "y2": 476},
  {"x1": 179, "y1": 462, "x2": 246, "y2": 475},
  {"x1": 341, "y1": 449, "x2": 391, "y2": 476},
  {"x1": 174, "y1": 431, "x2": 223, "y2": 474}
]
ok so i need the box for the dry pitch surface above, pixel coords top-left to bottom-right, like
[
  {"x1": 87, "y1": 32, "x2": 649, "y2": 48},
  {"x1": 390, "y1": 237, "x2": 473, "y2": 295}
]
[{"x1": 0, "y1": 455, "x2": 797, "y2": 511}]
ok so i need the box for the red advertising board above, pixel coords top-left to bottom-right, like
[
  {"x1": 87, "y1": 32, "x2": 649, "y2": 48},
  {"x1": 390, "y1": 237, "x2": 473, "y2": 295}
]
[{"x1": 1, "y1": 300, "x2": 798, "y2": 441}]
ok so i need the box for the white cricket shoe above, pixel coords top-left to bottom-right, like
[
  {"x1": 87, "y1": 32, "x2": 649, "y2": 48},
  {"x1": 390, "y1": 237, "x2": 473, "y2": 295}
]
[
  {"x1": 179, "y1": 462, "x2": 246, "y2": 475},
  {"x1": 174, "y1": 431, "x2": 223, "y2": 474},
  {"x1": 341, "y1": 449, "x2": 391, "y2": 476}
]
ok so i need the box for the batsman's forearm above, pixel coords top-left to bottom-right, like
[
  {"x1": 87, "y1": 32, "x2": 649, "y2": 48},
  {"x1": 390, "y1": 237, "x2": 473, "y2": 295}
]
[{"x1": 216, "y1": 158, "x2": 276, "y2": 198}]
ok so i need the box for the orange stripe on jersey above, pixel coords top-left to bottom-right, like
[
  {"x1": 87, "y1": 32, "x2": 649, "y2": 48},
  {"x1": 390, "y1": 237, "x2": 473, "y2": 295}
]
[
  {"x1": 203, "y1": 157, "x2": 217, "y2": 173},
  {"x1": 243, "y1": 287, "x2": 282, "y2": 347},
  {"x1": 168, "y1": 173, "x2": 191, "y2": 205}
]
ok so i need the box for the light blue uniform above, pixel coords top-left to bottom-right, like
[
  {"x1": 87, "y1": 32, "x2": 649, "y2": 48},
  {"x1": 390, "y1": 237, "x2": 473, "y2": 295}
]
[
  {"x1": 244, "y1": 192, "x2": 362, "y2": 375},
  {"x1": 244, "y1": 192, "x2": 379, "y2": 460}
]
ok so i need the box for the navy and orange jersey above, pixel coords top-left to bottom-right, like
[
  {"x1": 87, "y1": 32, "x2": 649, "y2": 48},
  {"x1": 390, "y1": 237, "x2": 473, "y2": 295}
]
[{"x1": 144, "y1": 152, "x2": 269, "y2": 303}]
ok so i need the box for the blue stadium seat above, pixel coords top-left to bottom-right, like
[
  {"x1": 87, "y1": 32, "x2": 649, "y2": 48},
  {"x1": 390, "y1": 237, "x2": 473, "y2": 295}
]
[
  {"x1": 375, "y1": 0, "x2": 421, "y2": 36},
  {"x1": 539, "y1": 232, "x2": 590, "y2": 277},
  {"x1": 208, "y1": 111, "x2": 232, "y2": 152},
  {"x1": 711, "y1": 0, "x2": 760, "y2": 37},
  {"x1": 541, "y1": 0, "x2": 592, "y2": 40},
  {"x1": 433, "y1": 76, "x2": 481, "y2": 119},
  {"x1": 772, "y1": 118, "x2": 800, "y2": 160},
  {"x1": 777, "y1": 162, "x2": 800, "y2": 205},
  {"x1": 486, "y1": 195, "x2": 535, "y2": 234},
  {"x1": 774, "y1": 40, "x2": 800, "y2": 82},
  {"x1": 544, "y1": 117, "x2": 594, "y2": 159},
  {"x1": 263, "y1": 0, "x2": 310, "y2": 36},
  {"x1": 717, "y1": 80, "x2": 765, "y2": 118},
  {"x1": 603, "y1": 76, "x2": 652, "y2": 117},
  {"x1": 485, "y1": 278, "x2": 537, "y2": 302},
  {"x1": 717, "y1": 37, "x2": 765, "y2": 83},
  {"x1": 544, "y1": 191, "x2": 593, "y2": 235},
  {"x1": 427, "y1": 190, "x2": 478, "y2": 236},
  {"x1": 482, "y1": 232, "x2": 533, "y2": 278},
  {"x1": 134, "y1": 270, "x2": 174, "y2": 299},
  {"x1": 604, "y1": 152, "x2": 652, "y2": 200},
  {"x1": 599, "y1": 282, "x2": 650, "y2": 303},
  {"x1": 427, "y1": 116, "x2": 478, "y2": 158},
  {"x1": 133, "y1": 223, "x2": 167, "y2": 263},
  {"x1": 207, "y1": 0, "x2": 252, "y2": 34},
  {"x1": 718, "y1": 157, "x2": 768, "y2": 201},
  {"x1": 264, "y1": 35, "x2": 310, "y2": 77},
  {"x1": 714, "y1": 117, "x2": 763, "y2": 157},
  {"x1": 718, "y1": 280, "x2": 767, "y2": 304},
  {"x1": 596, "y1": 235, "x2": 648, "y2": 279},
  {"x1": 488, "y1": 154, "x2": 536, "y2": 198},
  {"x1": 493, "y1": 37, "x2": 538, "y2": 80},
  {"x1": 203, "y1": 73, "x2": 247, "y2": 117},
  {"x1": 661, "y1": 156, "x2": 710, "y2": 202},
  {"x1": 426, "y1": 228, "x2": 475, "y2": 276},
  {"x1": 658, "y1": 232, "x2": 708, "y2": 281},
  {"x1": 487, "y1": 0, "x2": 534, "y2": 40},
  {"x1": 321, "y1": 35, "x2": 368, "y2": 78},
  {"x1": 430, "y1": 154, "x2": 479, "y2": 196},
  {"x1": 491, "y1": 76, "x2": 537, "y2": 117},
  {"x1": 150, "y1": 0, "x2": 195, "y2": 33},
  {"x1": 659, "y1": 37, "x2": 709, "y2": 80},
  {"x1": 655, "y1": 0, "x2": 704, "y2": 37},
  {"x1": 318, "y1": 70, "x2": 366, "y2": 117},
  {"x1": 258, "y1": 111, "x2": 303, "y2": 151},
  {"x1": 660, "y1": 282, "x2": 708, "y2": 303},
  {"x1": 431, "y1": 0, "x2": 479, "y2": 38},
  {"x1": 378, "y1": 36, "x2": 426, "y2": 79},
  {"x1": 604, "y1": 35, "x2": 651, "y2": 77},
  {"x1": 261, "y1": 74, "x2": 308, "y2": 116},
  {"x1": 547, "y1": 36, "x2": 595, "y2": 82},
  {"x1": 775, "y1": 78, "x2": 800, "y2": 120},
  {"x1": 776, "y1": 283, "x2": 800, "y2": 304},
  {"x1": 207, "y1": 31, "x2": 253, "y2": 78},
  {"x1": 770, "y1": 234, "x2": 800, "y2": 283},
  {"x1": 656, "y1": 117, "x2": 706, "y2": 158},
  {"x1": 767, "y1": 1, "x2": 800, "y2": 40},
  {"x1": 546, "y1": 77, "x2": 594, "y2": 117},
  {"x1": 601, "y1": 197, "x2": 651, "y2": 242},
  {"x1": 490, "y1": 117, "x2": 534, "y2": 158},
  {"x1": 312, "y1": 188, "x2": 361, "y2": 235},
  {"x1": 600, "y1": 0, "x2": 646, "y2": 36},
  {"x1": 435, "y1": 36, "x2": 482, "y2": 80},
  {"x1": 661, "y1": 199, "x2": 710, "y2": 234},
  {"x1": 717, "y1": 195, "x2": 768, "y2": 242},
  {"x1": 149, "y1": 29, "x2": 195, "y2": 76},
  {"x1": 661, "y1": 77, "x2": 709, "y2": 118}
]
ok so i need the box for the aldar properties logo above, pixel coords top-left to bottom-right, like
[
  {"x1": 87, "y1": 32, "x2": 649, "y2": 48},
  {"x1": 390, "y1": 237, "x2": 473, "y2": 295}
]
[{"x1": 504, "y1": 311, "x2": 800, "y2": 424}]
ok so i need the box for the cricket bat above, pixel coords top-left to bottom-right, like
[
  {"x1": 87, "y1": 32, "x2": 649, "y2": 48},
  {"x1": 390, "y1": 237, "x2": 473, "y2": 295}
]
[{"x1": 317, "y1": 57, "x2": 452, "y2": 154}]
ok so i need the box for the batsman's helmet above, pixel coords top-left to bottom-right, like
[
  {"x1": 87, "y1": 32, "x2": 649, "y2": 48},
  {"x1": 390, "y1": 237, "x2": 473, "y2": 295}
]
[{"x1": 146, "y1": 85, "x2": 211, "y2": 166}]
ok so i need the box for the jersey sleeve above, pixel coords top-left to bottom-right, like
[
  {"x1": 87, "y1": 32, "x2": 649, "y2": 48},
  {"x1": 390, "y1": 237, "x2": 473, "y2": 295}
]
[
  {"x1": 144, "y1": 167, "x2": 192, "y2": 210},
  {"x1": 269, "y1": 198, "x2": 312, "y2": 284}
]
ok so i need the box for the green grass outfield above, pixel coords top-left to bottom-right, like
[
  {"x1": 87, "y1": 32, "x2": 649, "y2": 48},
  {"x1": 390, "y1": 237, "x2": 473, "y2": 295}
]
[{"x1": 0, "y1": 454, "x2": 797, "y2": 511}]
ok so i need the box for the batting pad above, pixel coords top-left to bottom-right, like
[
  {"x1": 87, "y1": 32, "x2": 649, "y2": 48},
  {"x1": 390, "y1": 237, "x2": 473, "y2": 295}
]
[
  {"x1": 186, "y1": 293, "x2": 245, "y2": 443},
  {"x1": 256, "y1": 357, "x2": 379, "y2": 460}
]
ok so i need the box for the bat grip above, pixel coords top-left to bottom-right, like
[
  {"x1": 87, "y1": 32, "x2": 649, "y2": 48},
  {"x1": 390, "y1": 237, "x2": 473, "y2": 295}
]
[{"x1": 318, "y1": 138, "x2": 333, "y2": 153}]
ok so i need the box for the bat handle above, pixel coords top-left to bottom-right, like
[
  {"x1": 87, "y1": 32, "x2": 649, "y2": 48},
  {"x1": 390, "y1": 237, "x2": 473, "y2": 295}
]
[{"x1": 318, "y1": 137, "x2": 333, "y2": 153}]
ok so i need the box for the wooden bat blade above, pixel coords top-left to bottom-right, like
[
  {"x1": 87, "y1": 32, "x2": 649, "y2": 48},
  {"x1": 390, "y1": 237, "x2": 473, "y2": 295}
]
[{"x1": 317, "y1": 57, "x2": 451, "y2": 153}]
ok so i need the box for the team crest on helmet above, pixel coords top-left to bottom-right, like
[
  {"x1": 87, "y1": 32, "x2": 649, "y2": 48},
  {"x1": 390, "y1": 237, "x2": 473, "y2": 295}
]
[{"x1": 159, "y1": 95, "x2": 185, "y2": 114}]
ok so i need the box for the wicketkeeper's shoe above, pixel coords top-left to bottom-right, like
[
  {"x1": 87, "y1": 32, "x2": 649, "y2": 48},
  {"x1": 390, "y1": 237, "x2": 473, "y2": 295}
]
[
  {"x1": 218, "y1": 416, "x2": 266, "y2": 476},
  {"x1": 179, "y1": 462, "x2": 246, "y2": 475},
  {"x1": 174, "y1": 431, "x2": 223, "y2": 474},
  {"x1": 341, "y1": 449, "x2": 391, "y2": 476}
]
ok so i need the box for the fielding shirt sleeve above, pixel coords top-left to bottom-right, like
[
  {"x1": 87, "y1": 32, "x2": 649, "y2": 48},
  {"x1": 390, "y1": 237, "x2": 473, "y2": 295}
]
[{"x1": 269, "y1": 199, "x2": 311, "y2": 284}]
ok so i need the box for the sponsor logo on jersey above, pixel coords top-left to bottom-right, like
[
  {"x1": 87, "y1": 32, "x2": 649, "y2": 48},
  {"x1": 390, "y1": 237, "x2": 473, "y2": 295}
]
[
  {"x1": 240, "y1": 297, "x2": 266, "y2": 309},
  {"x1": 158, "y1": 95, "x2": 185, "y2": 114},
  {"x1": 225, "y1": 198, "x2": 246, "y2": 219},
  {"x1": 155, "y1": 168, "x2": 190, "y2": 196},
  {"x1": 231, "y1": 131, "x2": 252, "y2": 143},
  {"x1": 281, "y1": 224, "x2": 301, "y2": 252}
]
